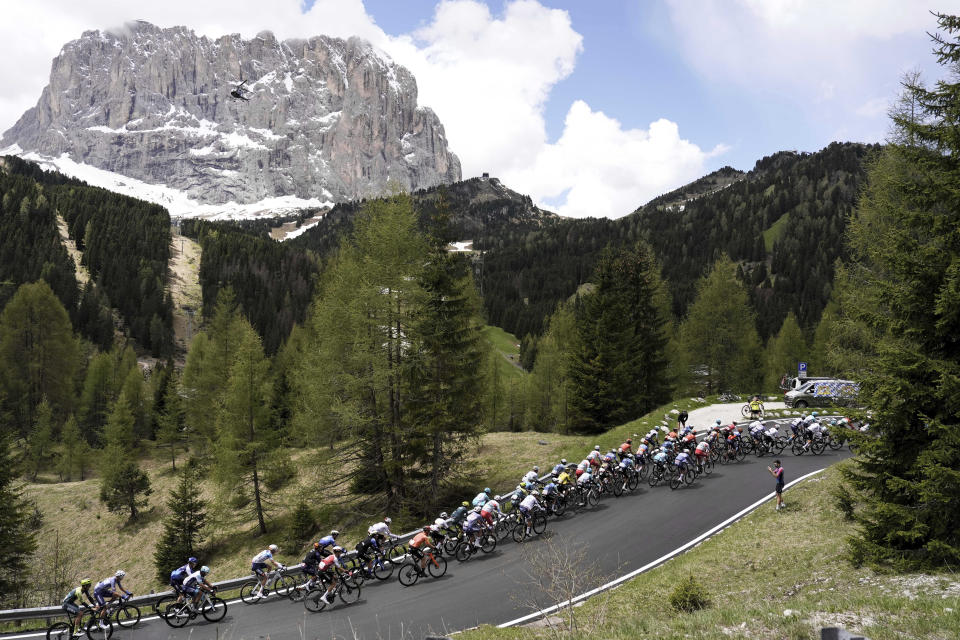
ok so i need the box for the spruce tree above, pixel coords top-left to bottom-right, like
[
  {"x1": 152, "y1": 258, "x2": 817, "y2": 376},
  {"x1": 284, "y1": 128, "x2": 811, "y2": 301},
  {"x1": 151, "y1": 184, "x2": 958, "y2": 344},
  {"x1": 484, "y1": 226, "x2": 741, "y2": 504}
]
[
  {"x1": 99, "y1": 457, "x2": 152, "y2": 522},
  {"x1": 156, "y1": 370, "x2": 185, "y2": 471},
  {"x1": 24, "y1": 397, "x2": 54, "y2": 480},
  {"x1": 835, "y1": 14, "x2": 960, "y2": 567},
  {"x1": 153, "y1": 471, "x2": 207, "y2": 583},
  {"x1": 0, "y1": 430, "x2": 36, "y2": 605},
  {"x1": 286, "y1": 499, "x2": 315, "y2": 552},
  {"x1": 57, "y1": 415, "x2": 91, "y2": 481}
]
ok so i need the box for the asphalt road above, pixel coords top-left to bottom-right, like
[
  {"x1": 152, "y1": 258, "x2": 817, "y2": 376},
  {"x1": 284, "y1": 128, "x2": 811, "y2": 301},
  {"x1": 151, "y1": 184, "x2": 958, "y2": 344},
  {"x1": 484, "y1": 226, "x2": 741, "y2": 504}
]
[{"x1": 88, "y1": 421, "x2": 845, "y2": 640}]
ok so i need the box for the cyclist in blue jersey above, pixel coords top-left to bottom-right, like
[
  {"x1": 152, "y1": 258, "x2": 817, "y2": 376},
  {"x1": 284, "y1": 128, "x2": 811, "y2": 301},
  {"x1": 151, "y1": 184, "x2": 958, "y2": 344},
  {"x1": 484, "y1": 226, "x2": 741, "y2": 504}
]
[
  {"x1": 315, "y1": 530, "x2": 340, "y2": 557},
  {"x1": 169, "y1": 557, "x2": 198, "y2": 604},
  {"x1": 552, "y1": 459, "x2": 568, "y2": 475},
  {"x1": 93, "y1": 571, "x2": 131, "y2": 629},
  {"x1": 472, "y1": 488, "x2": 492, "y2": 507}
]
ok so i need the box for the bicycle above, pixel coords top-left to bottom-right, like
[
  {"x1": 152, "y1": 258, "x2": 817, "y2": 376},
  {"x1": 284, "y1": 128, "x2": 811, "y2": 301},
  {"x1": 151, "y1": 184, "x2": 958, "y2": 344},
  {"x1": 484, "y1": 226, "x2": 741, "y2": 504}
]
[
  {"x1": 455, "y1": 528, "x2": 497, "y2": 561},
  {"x1": 240, "y1": 567, "x2": 293, "y2": 603},
  {"x1": 46, "y1": 606, "x2": 106, "y2": 640},
  {"x1": 303, "y1": 571, "x2": 362, "y2": 612},
  {"x1": 100, "y1": 595, "x2": 140, "y2": 628},
  {"x1": 669, "y1": 463, "x2": 695, "y2": 490},
  {"x1": 742, "y1": 400, "x2": 765, "y2": 419},
  {"x1": 163, "y1": 589, "x2": 227, "y2": 628},
  {"x1": 648, "y1": 460, "x2": 668, "y2": 487},
  {"x1": 511, "y1": 510, "x2": 548, "y2": 543},
  {"x1": 398, "y1": 549, "x2": 447, "y2": 586}
]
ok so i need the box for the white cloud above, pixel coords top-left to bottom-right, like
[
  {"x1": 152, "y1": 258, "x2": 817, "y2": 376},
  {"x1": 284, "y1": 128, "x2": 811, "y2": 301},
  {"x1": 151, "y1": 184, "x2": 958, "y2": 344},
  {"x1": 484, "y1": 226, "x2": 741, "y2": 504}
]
[
  {"x1": 0, "y1": 0, "x2": 720, "y2": 218},
  {"x1": 663, "y1": 0, "x2": 960, "y2": 144}
]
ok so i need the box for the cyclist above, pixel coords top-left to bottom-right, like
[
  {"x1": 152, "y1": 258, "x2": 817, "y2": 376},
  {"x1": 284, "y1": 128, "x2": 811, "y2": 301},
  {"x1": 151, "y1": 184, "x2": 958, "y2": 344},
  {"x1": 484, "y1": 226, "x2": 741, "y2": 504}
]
[
  {"x1": 480, "y1": 495, "x2": 501, "y2": 527},
  {"x1": 355, "y1": 533, "x2": 383, "y2": 577},
  {"x1": 169, "y1": 557, "x2": 197, "y2": 604},
  {"x1": 749, "y1": 420, "x2": 765, "y2": 441},
  {"x1": 462, "y1": 509, "x2": 485, "y2": 547},
  {"x1": 181, "y1": 566, "x2": 214, "y2": 610},
  {"x1": 251, "y1": 544, "x2": 283, "y2": 597},
  {"x1": 694, "y1": 439, "x2": 710, "y2": 471},
  {"x1": 302, "y1": 542, "x2": 326, "y2": 590},
  {"x1": 602, "y1": 449, "x2": 618, "y2": 466},
  {"x1": 409, "y1": 526, "x2": 437, "y2": 575},
  {"x1": 749, "y1": 395, "x2": 763, "y2": 419},
  {"x1": 517, "y1": 490, "x2": 544, "y2": 536},
  {"x1": 764, "y1": 424, "x2": 780, "y2": 446},
  {"x1": 652, "y1": 447, "x2": 669, "y2": 471},
  {"x1": 552, "y1": 459, "x2": 568, "y2": 475},
  {"x1": 617, "y1": 456, "x2": 636, "y2": 491},
  {"x1": 674, "y1": 450, "x2": 692, "y2": 475},
  {"x1": 575, "y1": 458, "x2": 590, "y2": 478},
  {"x1": 789, "y1": 415, "x2": 805, "y2": 442},
  {"x1": 682, "y1": 431, "x2": 697, "y2": 449},
  {"x1": 805, "y1": 419, "x2": 824, "y2": 450},
  {"x1": 61, "y1": 578, "x2": 95, "y2": 633},
  {"x1": 315, "y1": 530, "x2": 340, "y2": 557},
  {"x1": 368, "y1": 517, "x2": 398, "y2": 542},
  {"x1": 472, "y1": 488, "x2": 492, "y2": 507},
  {"x1": 540, "y1": 477, "x2": 560, "y2": 510},
  {"x1": 447, "y1": 501, "x2": 471, "y2": 528},
  {"x1": 93, "y1": 570, "x2": 131, "y2": 628},
  {"x1": 522, "y1": 466, "x2": 540, "y2": 484},
  {"x1": 316, "y1": 546, "x2": 346, "y2": 605},
  {"x1": 618, "y1": 438, "x2": 633, "y2": 458}
]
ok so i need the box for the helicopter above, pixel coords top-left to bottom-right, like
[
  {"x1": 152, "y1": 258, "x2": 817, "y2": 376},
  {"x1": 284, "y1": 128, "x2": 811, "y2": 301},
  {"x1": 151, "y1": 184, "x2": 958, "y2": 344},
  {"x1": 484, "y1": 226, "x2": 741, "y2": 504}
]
[{"x1": 230, "y1": 79, "x2": 250, "y2": 101}]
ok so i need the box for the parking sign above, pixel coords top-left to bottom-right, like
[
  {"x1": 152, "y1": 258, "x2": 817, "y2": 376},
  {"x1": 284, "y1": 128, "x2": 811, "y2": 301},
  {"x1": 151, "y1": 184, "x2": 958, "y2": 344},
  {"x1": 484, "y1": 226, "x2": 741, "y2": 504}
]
[{"x1": 799, "y1": 361, "x2": 807, "y2": 377}]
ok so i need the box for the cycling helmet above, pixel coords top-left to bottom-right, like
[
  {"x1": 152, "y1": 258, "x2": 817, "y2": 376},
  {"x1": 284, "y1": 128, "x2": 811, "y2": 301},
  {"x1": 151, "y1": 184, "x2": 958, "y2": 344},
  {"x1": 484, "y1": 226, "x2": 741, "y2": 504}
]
[
  {"x1": 626, "y1": 438, "x2": 632, "y2": 444},
  {"x1": 333, "y1": 546, "x2": 344, "y2": 553},
  {"x1": 423, "y1": 526, "x2": 432, "y2": 533},
  {"x1": 384, "y1": 517, "x2": 392, "y2": 524},
  {"x1": 494, "y1": 495, "x2": 501, "y2": 501},
  {"x1": 484, "y1": 487, "x2": 491, "y2": 494},
  {"x1": 560, "y1": 458, "x2": 567, "y2": 464},
  {"x1": 594, "y1": 445, "x2": 601, "y2": 451},
  {"x1": 330, "y1": 530, "x2": 340, "y2": 538},
  {"x1": 801, "y1": 412, "x2": 807, "y2": 418},
  {"x1": 200, "y1": 566, "x2": 210, "y2": 574},
  {"x1": 80, "y1": 578, "x2": 92, "y2": 587},
  {"x1": 188, "y1": 557, "x2": 198, "y2": 564},
  {"x1": 439, "y1": 512, "x2": 448, "y2": 519},
  {"x1": 115, "y1": 570, "x2": 126, "y2": 578},
  {"x1": 715, "y1": 419, "x2": 722, "y2": 425},
  {"x1": 461, "y1": 501, "x2": 470, "y2": 507},
  {"x1": 533, "y1": 466, "x2": 539, "y2": 473},
  {"x1": 811, "y1": 412, "x2": 818, "y2": 417},
  {"x1": 314, "y1": 542, "x2": 321, "y2": 549},
  {"x1": 268, "y1": 544, "x2": 278, "y2": 552}
]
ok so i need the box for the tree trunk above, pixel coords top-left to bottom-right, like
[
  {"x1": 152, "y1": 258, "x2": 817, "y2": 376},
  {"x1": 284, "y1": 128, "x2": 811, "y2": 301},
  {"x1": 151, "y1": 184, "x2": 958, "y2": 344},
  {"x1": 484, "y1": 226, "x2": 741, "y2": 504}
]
[{"x1": 252, "y1": 455, "x2": 266, "y2": 534}]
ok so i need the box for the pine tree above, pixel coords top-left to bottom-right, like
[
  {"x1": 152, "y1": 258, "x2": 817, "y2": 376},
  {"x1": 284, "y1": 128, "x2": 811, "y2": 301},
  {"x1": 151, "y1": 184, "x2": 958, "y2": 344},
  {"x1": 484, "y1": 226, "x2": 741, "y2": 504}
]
[
  {"x1": 99, "y1": 457, "x2": 152, "y2": 522},
  {"x1": 834, "y1": 14, "x2": 960, "y2": 567},
  {"x1": 153, "y1": 471, "x2": 207, "y2": 583},
  {"x1": 526, "y1": 306, "x2": 576, "y2": 432},
  {"x1": 214, "y1": 318, "x2": 274, "y2": 534},
  {"x1": 678, "y1": 256, "x2": 764, "y2": 395},
  {"x1": 809, "y1": 301, "x2": 840, "y2": 376},
  {"x1": 0, "y1": 281, "x2": 78, "y2": 438},
  {"x1": 24, "y1": 397, "x2": 54, "y2": 480},
  {"x1": 764, "y1": 312, "x2": 808, "y2": 390},
  {"x1": 286, "y1": 499, "x2": 315, "y2": 552},
  {"x1": 0, "y1": 430, "x2": 36, "y2": 605},
  {"x1": 102, "y1": 391, "x2": 136, "y2": 454},
  {"x1": 57, "y1": 415, "x2": 91, "y2": 481},
  {"x1": 156, "y1": 370, "x2": 185, "y2": 470}
]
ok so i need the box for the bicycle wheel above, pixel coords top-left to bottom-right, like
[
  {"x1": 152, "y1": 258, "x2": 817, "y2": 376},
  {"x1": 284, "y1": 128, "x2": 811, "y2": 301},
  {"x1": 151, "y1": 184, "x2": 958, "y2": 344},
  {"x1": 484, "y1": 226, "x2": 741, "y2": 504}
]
[
  {"x1": 813, "y1": 438, "x2": 826, "y2": 455},
  {"x1": 163, "y1": 603, "x2": 190, "y2": 628},
  {"x1": 741, "y1": 404, "x2": 751, "y2": 417},
  {"x1": 398, "y1": 563, "x2": 419, "y2": 587},
  {"x1": 427, "y1": 554, "x2": 447, "y2": 578},
  {"x1": 239, "y1": 581, "x2": 262, "y2": 604},
  {"x1": 455, "y1": 543, "x2": 472, "y2": 562},
  {"x1": 273, "y1": 574, "x2": 293, "y2": 597},
  {"x1": 792, "y1": 440, "x2": 805, "y2": 456},
  {"x1": 736, "y1": 446, "x2": 747, "y2": 462},
  {"x1": 703, "y1": 457, "x2": 714, "y2": 475},
  {"x1": 627, "y1": 472, "x2": 639, "y2": 491},
  {"x1": 648, "y1": 468, "x2": 660, "y2": 487},
  {"x1": 388, "y1": 544, "x2": 408, "y2": 564},
  {"x1": 201, "y1": 597, "x2": 227, "y2": 622},
  {"x1": 339, "y1": 579, "x2": 362, "y2": 604},
  {"x1": 481, "y1": 533, "x2": 497, "y2": 553},
  {"x1": 443, "y1": 536, "x2": 460, "y2": 555},
  {"x1": 373, "y1": 557, "x2": 394, "y2": 580},
  {"x1": 46, "y1": 621, "x2": 71, "y2": 640},
  {"x1": 552, "y1": 495, "x2": 567, "y2": 517},
  {"x1": 829, "y1": 437, "x2": 843, "y2": 451},
  {"x1": 114, "y1": 603, "x2": 140, "y2": 628},
  {"x1": 288, "y1": 580, "x2": 310, "y2": 602},
  {"x1": 496, "y1": 519, "x2": 512, "y2": 541},
  {"x1": 669, "y1": 471, "x2": 682, "y2": 490},
  {"x1": 684, "y1": 468, "x2": 696, "y2": 485},
  {"x1": 774, "y1": 437, "x2": 788, "y2": 454},
  {"x1": 85, "y1": 617, "x2": 112, "y2": 640},
  {"x1": 532, "y1": 512, "x2": 547, "y2": 534},
  {"x1": 611, "y1": 477, "x2": 624, "y2": 496},
  {"x1": 511, "y1": 523, "x2": 526, "y2": 543},
  {"x1": 154, "y1": 595, "x2": 176, "y2": 618},
  {"x1": 303, "y1": 589, "x2": 327, "y2": 613}
]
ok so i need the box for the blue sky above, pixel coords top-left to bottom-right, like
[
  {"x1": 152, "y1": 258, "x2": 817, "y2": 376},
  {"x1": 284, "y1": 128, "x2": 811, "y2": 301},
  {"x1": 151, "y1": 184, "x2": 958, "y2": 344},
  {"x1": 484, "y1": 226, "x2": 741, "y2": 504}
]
[{"x1": 3, "y1": 0, "x2": 958, "y2": 217}]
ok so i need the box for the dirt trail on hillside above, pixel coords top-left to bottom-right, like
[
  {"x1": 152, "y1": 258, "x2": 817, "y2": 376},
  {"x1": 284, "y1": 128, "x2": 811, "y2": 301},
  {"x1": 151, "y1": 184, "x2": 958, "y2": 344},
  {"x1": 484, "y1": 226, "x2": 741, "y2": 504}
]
[
  {"x1": 168, "y1": 228, "x2": 202, "y2": 357},
  {"x1": 56, "y1": 213, "x2": 89, "y2": 285}
]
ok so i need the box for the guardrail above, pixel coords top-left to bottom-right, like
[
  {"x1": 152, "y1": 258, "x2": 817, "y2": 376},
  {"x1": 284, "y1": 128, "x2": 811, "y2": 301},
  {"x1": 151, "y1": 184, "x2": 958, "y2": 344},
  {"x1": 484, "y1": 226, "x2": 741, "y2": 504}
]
[{"x1": 0, "y1": 410, "x2": 833, "y2": 627}]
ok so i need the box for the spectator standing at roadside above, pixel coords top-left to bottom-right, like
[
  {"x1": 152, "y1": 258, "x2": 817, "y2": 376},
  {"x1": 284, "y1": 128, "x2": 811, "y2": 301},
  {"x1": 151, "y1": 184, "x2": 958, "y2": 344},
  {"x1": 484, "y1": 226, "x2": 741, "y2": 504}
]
[
  {"x1": 767, "y1": 460, "x2": 785, "y2": 511},
  {"x1": 677, "y1": 410, "x2": 688, "y2": 430}
]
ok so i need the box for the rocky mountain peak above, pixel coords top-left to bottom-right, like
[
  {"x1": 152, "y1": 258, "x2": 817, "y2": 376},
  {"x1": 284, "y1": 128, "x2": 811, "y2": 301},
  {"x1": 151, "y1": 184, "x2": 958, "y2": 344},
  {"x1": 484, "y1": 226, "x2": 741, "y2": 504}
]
[{"x1": 2, "y1": 21, "x2": 461, "y2": 211}]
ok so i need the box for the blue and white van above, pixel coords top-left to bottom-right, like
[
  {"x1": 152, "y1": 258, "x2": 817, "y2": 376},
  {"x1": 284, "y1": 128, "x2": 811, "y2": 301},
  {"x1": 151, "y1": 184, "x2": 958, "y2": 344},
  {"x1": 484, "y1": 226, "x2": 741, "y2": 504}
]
[{"x1": 784, "y1": 379, "x2": 860, "y2": 408}]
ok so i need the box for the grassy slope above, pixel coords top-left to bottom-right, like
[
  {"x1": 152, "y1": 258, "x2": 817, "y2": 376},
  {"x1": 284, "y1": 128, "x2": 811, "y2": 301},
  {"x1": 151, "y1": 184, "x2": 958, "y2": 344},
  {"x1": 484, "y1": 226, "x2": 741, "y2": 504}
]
[
  {"x1": 461, "y1": 464, "x2": 960, "y2": 640},
  {"x1": 483, "y1": 325, "x2": 526, "y2": 379},
  {"x1": 23, "y1": 395, "x2": 710, "y2": 598},
  {"x1": 763, "y1": 212, "x2": 790, "y2": 253}
]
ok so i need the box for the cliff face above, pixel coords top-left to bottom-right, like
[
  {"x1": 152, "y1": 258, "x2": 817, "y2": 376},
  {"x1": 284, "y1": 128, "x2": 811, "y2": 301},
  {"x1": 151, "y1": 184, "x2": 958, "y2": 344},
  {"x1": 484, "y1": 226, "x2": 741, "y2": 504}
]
[{"x1": 2, "y1": 21, "x2": 461, "y2": 205}]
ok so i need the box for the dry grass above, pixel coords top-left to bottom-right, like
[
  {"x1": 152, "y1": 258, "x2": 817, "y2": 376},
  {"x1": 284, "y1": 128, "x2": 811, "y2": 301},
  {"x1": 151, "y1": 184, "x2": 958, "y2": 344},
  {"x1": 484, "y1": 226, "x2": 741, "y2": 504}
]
[
  {"x1": 461, "y1": 464, "x2": 960, "y2": 640},
  {"x1": 168, "y1": 230, "x2": 202, "y2": 355}
]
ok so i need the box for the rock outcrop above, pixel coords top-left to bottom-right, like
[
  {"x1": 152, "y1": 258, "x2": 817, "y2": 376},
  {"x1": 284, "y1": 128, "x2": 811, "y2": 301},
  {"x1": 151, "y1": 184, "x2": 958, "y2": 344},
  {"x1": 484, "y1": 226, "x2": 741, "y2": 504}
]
[{"x1": 2, "y1": 21, "x2": 461, "y2": 205}]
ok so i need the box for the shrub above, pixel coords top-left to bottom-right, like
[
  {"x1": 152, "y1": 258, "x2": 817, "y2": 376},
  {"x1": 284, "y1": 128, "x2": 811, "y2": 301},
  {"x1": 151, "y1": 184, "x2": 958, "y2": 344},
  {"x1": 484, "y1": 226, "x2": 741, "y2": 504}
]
[
  {"x1": 263, "y1": 454, "x2": 295, "y2": 491},
  {"x1": 669, "y1": 575, "x2": 710, "y2": 613}
]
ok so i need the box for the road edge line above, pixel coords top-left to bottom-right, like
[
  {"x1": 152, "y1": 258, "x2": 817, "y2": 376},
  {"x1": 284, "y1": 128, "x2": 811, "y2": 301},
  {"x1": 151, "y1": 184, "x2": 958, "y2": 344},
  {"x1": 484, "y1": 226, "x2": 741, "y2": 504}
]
[{"x1": 496, "y1": 466, "x2": 826, "y2": 628}]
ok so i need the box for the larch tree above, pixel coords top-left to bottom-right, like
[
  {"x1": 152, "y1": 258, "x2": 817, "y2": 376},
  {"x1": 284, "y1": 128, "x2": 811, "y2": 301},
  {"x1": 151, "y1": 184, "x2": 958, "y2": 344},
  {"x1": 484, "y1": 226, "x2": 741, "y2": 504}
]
[{"x1": 764, "y1": 312, "x2": 808, "y2": 390}]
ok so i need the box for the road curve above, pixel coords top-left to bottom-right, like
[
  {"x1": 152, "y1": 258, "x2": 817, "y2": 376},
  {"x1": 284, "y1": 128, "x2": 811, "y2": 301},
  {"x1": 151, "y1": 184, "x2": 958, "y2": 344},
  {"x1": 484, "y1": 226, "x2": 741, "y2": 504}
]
[{"x1": 17, "y1": 417, "x2": 847, "y2": 640}]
